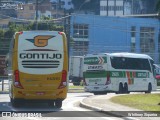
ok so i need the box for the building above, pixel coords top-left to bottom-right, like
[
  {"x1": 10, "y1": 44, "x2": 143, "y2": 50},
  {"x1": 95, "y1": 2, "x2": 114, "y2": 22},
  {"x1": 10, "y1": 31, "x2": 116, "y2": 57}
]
[
  {"x1": 38, "y1": 0, "x2": 52, "y2": 20},
  {"x1": 100, "y1": 0, "x2": 158, "y2": 16},
  {"x1": 50, "y1": 0, "x2": 74, "y2": 10},
  {"x1": 17, "y1": 3, "x2": 35, "y2": 20},
  {"x1": 0, "y1": 18, "x2": 10, "y2": 29},
  {"x1": 100, "y1": 0, "x2": 124, "y2": 16},
  {"x1": 70, "y1": 14, "x2": 160, "y2": 63}
]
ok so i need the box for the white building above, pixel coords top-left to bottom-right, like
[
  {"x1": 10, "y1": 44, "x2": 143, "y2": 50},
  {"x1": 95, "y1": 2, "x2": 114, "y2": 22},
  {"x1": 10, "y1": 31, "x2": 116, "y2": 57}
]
[{"x1": 100, "y1": 0, "x2": 124, "y2": 16}]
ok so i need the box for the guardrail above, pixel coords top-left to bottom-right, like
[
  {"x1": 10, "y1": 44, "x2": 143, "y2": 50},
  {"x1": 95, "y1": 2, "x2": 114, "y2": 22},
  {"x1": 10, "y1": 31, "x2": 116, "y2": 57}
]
[{"x1": 0, "y1": 76, "x2": 8, "y2": 92}]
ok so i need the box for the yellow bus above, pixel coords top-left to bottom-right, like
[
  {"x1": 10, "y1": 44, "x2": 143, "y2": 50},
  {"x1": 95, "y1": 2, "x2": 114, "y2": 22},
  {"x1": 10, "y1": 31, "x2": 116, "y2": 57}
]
[{"x1": 7, "y1": 31, "x2": 68, "y2": 108}]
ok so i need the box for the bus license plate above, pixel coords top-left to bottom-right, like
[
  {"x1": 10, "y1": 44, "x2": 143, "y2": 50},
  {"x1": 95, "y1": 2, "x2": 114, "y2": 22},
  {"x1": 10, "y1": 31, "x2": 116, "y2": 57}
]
[
  {"x1": 94, "y1": 87, "x2": 99, "y2": 89},
  {"x1": 36, "y1": 92, "x2": 45, "y2": 95}
]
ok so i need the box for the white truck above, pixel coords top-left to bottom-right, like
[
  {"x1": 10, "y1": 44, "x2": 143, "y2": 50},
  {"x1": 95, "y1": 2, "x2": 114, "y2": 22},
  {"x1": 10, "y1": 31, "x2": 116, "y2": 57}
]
[{"x1": 69, "y1": 56, "x2": 84, "y2": 86}]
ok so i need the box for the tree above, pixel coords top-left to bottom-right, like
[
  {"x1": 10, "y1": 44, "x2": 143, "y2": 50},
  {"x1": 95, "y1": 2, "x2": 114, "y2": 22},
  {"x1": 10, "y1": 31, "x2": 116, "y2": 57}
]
[
  {"x1": 0, "y1": 29, "x2": 4, "y2": 40},
  {"x1": 71, "y1": 0, "x2": 99, "y2": 14},
  {"x1": 156, "y1": 0, "x2": 160, "y2": 12}
]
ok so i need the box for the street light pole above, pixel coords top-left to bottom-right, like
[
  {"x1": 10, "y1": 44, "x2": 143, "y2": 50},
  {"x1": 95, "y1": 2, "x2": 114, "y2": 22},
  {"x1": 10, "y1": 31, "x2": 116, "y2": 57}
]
[
  {"x1": 35, "y1": 0, "x2": 38, "y2": 30},
  {"x1": 78, "y1": 0, "x2": 90, "y2": 13},
  {"x1": 76, "y1": 0, "x2": 90, "y2": 55}
]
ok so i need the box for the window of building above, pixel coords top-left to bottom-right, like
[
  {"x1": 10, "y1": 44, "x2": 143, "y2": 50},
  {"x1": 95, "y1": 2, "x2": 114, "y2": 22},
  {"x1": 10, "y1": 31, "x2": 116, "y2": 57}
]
[
  {"x1": 68, "y1": 2, "x2": 71, "y2": 5},
  {"x1": 73, "y1": 24, "x2": 89, "y2": 38},
  {"x1": 72, "y1": 41, "x2": 89, "y2": 56},
  {"x1": 100, "y1": 6, "x2": 107, "y2": 11},
  {"x1": 158, "y1": 33, "x2": 160, "y2": 52},
  {"x1": 140, "y1": 27, "x2": 155, "y2": 58},
  {"x1": 131, "y1": 26, "x2": 136, "y2": 52},
  {"x1": 29, "y1": 6, "x2": 33, "y2": 10}
]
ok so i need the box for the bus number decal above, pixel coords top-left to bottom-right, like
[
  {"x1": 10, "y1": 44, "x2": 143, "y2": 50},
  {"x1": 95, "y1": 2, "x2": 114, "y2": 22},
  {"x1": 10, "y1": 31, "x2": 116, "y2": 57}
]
[{"x1": 111, "y1": 72, "x2": 119, "y2": 77}]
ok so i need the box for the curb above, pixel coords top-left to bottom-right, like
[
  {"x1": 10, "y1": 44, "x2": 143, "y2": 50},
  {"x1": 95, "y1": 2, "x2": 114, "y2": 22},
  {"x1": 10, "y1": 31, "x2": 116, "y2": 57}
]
[{"x1": 79, "y1": 99, "x2": 124, "y2": 117}]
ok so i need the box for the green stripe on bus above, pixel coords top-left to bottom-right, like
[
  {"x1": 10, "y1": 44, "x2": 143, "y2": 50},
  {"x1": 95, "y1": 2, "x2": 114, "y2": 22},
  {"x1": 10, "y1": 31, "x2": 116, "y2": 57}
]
[
  {"x1": 83, "y1": 71, "x2": 107, "y2": 78},
  {"x1": 136, "y1": 72, "x2": 149, "y2": 78},
  {"x1": 83, "y1": 71, "x2": 149, "y2": 78},
  {"x1": 110, "y1": 71, "x2": 126, "y2": 78},
  {"x1": 84, "y1": 57, "x2": 107, "y2": 65}
]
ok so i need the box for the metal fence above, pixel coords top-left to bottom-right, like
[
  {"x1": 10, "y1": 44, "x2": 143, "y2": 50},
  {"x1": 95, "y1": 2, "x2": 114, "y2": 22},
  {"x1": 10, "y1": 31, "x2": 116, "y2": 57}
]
[{"x1": 0, "y1": 79, "x2": 8, "y2": 93}]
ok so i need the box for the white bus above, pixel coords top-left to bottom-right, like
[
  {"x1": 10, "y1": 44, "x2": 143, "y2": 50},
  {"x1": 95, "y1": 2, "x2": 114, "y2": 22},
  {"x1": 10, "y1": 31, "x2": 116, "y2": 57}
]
[{"x1": 83, "y1": 53, "x2": 157, "y2": 95}]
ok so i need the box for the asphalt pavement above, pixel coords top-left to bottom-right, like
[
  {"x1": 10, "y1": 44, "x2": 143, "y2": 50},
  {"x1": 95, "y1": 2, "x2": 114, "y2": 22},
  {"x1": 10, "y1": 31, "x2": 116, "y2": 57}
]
[{"x1": 1, "y1": 80, "x2": 160, "y2": 119}]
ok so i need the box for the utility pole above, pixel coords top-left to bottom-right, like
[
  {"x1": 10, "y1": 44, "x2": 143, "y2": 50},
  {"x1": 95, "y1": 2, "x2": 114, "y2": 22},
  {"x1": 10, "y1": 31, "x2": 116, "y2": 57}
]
[
  {"x1": 0, "y1": 0, "x2": 1, "y2": 10},
  {"x1": 67, "y1": 11, "x2": 71, "y2": 58},
  {"x1": 35, "y1": 0, "x2": 38, "y2": 30},
  {"x1": 64, "y1": 9, "x2": 71, "y2": 58}
]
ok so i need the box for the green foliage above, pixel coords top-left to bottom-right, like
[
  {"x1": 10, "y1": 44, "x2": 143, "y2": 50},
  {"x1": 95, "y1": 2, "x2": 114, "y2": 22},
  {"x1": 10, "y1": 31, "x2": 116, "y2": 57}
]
[
  {"x1": 111, "y1": 94, "x2": 160, "y2": 111},
  {"x1": 70, "y1": 37, "x2": 75, "y2": 47},
  {"x1": 156, "y1": 0, "x2": 160, "y2": 12},
  {"x1": 0, "y1": 29, "x2": 4, "y2": 38},
  {"x1": 0, "y1": 21, "x2": 64, "y2": 42}
]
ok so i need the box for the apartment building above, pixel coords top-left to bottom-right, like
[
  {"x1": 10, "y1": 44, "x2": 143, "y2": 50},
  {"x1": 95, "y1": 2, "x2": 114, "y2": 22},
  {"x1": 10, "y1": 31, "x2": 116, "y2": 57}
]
[
  {"x1": 100, "y1": 0, "x2": 158, "y2": 16},
  {"x1": 17, "y1": 3, "x2": 35, "y2": 20}
]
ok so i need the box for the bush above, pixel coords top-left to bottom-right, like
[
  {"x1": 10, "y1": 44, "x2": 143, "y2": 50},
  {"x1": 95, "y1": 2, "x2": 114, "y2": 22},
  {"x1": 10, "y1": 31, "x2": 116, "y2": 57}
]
[{"x1": 80, "y1": 80, "x2": 84, "y2": 86}]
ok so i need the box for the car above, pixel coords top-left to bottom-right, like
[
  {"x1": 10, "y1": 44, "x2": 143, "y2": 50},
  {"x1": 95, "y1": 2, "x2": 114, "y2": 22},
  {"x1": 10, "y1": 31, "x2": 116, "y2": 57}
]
[{"x1": 155, "y1": 75, "x2": 160, "y2": 80}]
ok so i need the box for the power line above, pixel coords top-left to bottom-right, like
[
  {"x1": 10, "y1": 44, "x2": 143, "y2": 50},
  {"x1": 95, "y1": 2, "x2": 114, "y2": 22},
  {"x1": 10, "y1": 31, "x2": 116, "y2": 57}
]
[{"x1": 0, "y1": 13, "x2": 72, "y2": 22}]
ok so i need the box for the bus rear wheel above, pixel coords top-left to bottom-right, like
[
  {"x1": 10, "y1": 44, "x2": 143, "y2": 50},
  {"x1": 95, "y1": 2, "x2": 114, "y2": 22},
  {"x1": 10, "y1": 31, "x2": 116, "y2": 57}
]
[
  {"x1": 145, "y1": 83, "x2": 152, "y2": 94},
  {"x1": 55, "y1": 100, "x2": 62, "y2": 108},
  {"x1": 11, "y1": 98, "x2": 21, "y2": 108},
  {"x1": 116, "y1": 83, "x2": 123, "y2": 94},
  {"x1": 123, "y1": 83, "x2": 130, "y2": 94}
]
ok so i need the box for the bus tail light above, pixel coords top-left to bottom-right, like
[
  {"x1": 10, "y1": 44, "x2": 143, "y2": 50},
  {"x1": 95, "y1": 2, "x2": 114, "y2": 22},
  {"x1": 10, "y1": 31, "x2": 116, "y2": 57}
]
[
  {"x1": 18, "y1": 31, "x2": 23, "y2": 35},
  {"x1": 106, "y1": 73, "x2": 111, "y2": 85},
  {"x1": 58, "y1": 70, "x2": 67, "y2": 89},
  {"x1": 58, "y1": 32, "x2": 63, "y2": 35},
  {"x1": 14, "y1": 70, "x2": 23, "y2": 89}
]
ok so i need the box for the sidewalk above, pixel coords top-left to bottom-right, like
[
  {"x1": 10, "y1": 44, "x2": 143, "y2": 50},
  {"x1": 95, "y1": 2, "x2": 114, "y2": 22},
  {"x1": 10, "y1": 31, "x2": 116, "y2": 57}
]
[{"x1": 80, "y1": 94, "x2": 160, "y2": 119}]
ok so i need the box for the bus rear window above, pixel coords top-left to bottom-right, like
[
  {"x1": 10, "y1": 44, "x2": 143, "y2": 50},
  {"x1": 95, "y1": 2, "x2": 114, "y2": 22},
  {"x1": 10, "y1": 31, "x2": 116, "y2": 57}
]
[{"x1": 110, "y1": 57, "x2": 151, "y2": 71}]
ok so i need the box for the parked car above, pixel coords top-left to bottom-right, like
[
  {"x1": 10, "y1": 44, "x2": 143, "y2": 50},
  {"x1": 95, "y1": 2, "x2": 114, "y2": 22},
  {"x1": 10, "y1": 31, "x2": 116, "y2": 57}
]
[{"x1": 155, "y1": 75, "x2": 160, "y2": 86}]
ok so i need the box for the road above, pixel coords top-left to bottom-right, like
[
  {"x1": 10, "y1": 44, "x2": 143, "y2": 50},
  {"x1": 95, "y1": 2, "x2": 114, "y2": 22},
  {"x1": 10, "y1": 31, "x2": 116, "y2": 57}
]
[
  {"x1": 0, "y1": 93, "x2": 128, "y2": 120},
  {"x1": 0, "y1": 80, "x2": 159, "y2": 119}
]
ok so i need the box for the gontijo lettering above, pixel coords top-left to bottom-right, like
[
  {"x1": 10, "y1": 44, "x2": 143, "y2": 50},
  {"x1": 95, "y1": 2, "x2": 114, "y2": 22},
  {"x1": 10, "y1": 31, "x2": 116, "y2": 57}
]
[{"x1": 19, "y1": 53, "x2": 62, "y2": 59}]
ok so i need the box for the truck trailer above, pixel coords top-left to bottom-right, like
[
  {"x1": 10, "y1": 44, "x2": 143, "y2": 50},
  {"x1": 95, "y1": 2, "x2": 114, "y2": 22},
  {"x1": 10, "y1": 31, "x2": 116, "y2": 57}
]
[{"x1": 69, "y1": 56, "x2": 84, "y2": 86}]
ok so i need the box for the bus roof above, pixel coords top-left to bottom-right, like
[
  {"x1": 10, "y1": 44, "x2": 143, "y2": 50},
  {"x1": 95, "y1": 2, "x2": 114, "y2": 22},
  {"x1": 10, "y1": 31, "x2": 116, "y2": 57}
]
[
  {"x1": 109, "y1": 53, "x2": 153, "y2": 60},
  {"x1": 85, "y1": 52, "x2": 153, "y2": 60}
]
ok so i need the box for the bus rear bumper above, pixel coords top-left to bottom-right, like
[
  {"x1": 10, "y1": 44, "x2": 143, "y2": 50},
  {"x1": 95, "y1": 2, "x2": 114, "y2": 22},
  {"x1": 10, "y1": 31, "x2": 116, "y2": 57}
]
[
  {"x1": 10, "y1": 98, "x2": 65, "y2": 103},
  {"x1": 84, "y1": 85, "x2": 111, "y2": 92},
  {"x1": 12, "y1": 89, "x2": 67, "y2": 100}
]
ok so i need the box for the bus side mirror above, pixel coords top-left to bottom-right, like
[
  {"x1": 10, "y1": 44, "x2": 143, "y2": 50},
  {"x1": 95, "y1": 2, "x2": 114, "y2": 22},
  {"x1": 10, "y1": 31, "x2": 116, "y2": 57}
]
[{"x1": 154, "y1": 69, "x2": 157, "y2": 77}]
